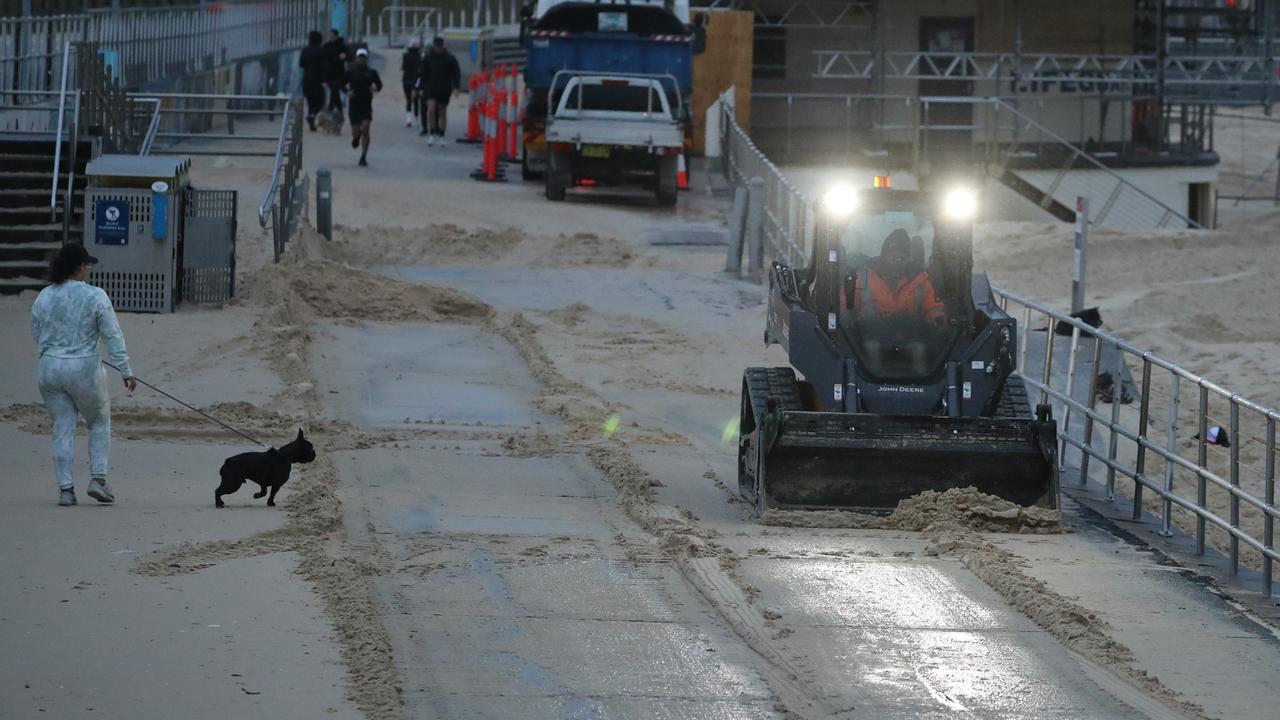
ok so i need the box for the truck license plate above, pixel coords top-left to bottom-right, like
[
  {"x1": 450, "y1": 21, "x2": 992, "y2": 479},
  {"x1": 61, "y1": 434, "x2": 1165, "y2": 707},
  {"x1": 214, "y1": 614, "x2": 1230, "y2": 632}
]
[{"x1": 581, "y1": 145, "x2": 610, "y2": 158}]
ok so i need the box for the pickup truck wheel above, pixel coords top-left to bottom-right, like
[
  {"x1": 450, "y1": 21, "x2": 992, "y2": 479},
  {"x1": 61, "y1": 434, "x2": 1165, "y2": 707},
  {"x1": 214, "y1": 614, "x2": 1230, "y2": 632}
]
[
  {"x1": 655, "y1": 155, "x2": 678, "y2": 207},
  {"x1": 546, "y1": 153, "x2": 569, "y2": 201}
]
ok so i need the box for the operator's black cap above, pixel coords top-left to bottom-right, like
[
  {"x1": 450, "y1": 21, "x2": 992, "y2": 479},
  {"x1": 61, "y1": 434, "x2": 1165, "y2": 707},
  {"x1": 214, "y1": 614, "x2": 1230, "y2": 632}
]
[
  {"x1": 56, "y1": 243, "x2": 98, "y2": 266},
  {"x1": 433, "y1": 36, "x2": 444, "y2": 47}
]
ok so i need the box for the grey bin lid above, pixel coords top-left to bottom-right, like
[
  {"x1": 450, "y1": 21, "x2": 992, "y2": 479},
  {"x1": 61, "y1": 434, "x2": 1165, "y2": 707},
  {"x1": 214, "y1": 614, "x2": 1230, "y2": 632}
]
[{"x1": 85, "y1": 154, "x2": 191, "y2": 181}]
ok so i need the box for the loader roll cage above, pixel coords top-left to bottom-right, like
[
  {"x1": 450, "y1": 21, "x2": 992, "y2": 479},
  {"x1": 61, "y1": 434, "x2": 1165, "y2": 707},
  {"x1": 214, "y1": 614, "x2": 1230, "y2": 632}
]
[{"x1": 805, "y1": 189, "x2": 976, "y2": 384}]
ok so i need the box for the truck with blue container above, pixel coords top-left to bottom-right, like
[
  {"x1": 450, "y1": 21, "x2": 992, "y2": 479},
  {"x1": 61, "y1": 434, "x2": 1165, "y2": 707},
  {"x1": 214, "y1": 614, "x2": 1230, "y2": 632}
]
[{"x1": 520, "y1": 0, "x2": 693, "y2": 184}]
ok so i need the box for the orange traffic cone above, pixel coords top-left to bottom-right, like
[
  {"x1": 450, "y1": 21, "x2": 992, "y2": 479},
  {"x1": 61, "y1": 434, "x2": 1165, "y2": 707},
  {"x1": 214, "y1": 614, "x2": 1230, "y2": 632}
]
[{"x1": 676, "y1": 152, "x2": 689, "y2": 190}]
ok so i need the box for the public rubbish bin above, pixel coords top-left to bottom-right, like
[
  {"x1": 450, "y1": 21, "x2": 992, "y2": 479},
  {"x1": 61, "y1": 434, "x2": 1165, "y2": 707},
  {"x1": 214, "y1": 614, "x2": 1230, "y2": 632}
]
[{"x1": 84, "y1": 154, "x2": 238, "y2": 312}]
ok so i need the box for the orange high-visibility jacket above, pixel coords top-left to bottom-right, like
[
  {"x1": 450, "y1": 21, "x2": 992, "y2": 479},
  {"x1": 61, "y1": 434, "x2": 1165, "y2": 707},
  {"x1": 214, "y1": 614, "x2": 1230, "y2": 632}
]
[{"x1": 847, "y1": 268, "x2": 945, "y2": 321}]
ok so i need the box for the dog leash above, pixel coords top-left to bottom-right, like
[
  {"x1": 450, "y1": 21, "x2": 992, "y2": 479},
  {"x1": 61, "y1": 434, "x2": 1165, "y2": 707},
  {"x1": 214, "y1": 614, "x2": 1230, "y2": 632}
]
[{"x1": 101, "y1": 361, "x2": 271, "y2": 448}]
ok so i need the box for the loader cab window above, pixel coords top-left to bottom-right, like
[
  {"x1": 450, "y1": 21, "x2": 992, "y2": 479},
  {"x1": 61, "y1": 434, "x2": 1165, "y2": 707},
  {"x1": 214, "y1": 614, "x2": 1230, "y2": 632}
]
[{"x1": 836, "y1": 206, "x2": 957, "y2": 382}]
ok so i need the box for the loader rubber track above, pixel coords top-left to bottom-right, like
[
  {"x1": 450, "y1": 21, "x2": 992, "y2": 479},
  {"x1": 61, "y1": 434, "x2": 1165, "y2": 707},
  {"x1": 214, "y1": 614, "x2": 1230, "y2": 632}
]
[
  {"x1": 994, "y1": 375, "x2": 1033, "y2": 420},
  {"x1": 744, "y1": 367, "x2": 804, "y2": 426}
]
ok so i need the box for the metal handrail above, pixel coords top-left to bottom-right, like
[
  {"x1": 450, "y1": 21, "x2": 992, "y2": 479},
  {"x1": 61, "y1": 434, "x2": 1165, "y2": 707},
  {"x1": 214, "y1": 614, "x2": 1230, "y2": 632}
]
[
  {"x1": 62, "y1": 90, "x2": 81, "y2": 244},
  {"x1": 991, "y1": 98, "x2": 1204, "y2": 229},
  {"x1": 50, "y1": 41, "x2": 73, "y2": 222},
  {"x1": 133, "y1": 97, "x2": 163, "y2": 155},
  {"x1": 381, "y1": 5, "x2": 441, "y2": 47},
  {"x1": 994, "y1": 285, "x2": 1278, "y2": 596},
  {"x1": 258, "y1": 97, "x2": 294, "y2": 228}
]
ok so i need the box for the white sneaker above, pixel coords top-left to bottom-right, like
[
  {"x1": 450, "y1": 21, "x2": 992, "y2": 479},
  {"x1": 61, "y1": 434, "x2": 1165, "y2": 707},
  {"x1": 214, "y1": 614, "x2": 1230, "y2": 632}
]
[
  {"x1": 405, "y1": 112, "x2": 412, "y2": 127},
  {"x1": 427, "y1": 134, "x2": 435, "y2": 146}
]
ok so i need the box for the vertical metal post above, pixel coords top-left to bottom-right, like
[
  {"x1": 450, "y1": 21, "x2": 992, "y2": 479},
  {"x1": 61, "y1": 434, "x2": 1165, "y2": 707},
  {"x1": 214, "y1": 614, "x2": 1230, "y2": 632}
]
[
  {"x1": 1079, "y1": 335, "x2": 1103, "y2": 485},
  {"x1": 725, "y1": 185, "x2": 748, "y2": 274},
  {"x1": 1072, "y1": 196, "x2": 1089, "y2": 314},
  {"x1": 1134, "y1": 358, "x2": 1153, "y2": 520},
  {"x1": 1060, "y1": 325, "x2": 1081, "y2": 462},
  {"x1": 1106, "y1": 343, "x2": 1123, "y2": 501},
  {"x1": 1264, "y1": 417, "x2": 1275, "y2": 598},
  {"x1": 1039, "y1": 319, "x2": 1056, "y2": 408},
  {"x1": 1160, "y1": 373, "x2": 1180, "y2": 537},
  {"x1": 1196, "y1": 385, "x2": 1209, "y2": 554},
  {"x1": 1230, "y1": 401, "x2": 1241, "y2": 574},
  {"x1": 1019, "y1": 305, "x2": 1032, "y2": 371},
  {"x1": 745, "y1": 176, "x2": 765, "y2": 281},
  {"x1": 316, "y1": 168, "x2": 332, "y2": 241}
]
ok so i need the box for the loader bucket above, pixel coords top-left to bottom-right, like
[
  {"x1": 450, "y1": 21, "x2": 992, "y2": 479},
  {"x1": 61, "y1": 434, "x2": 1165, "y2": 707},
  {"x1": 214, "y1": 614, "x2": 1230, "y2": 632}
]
[{"x1": 743, "y1": 410, "x2": 1059, "y2": 513}]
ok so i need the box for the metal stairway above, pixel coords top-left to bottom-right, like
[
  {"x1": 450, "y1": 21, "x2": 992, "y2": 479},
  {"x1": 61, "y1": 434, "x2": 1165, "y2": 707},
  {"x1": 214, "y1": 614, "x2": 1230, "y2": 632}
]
[
  {"x1": 0, "y1": 137, "x2": 92, "y2": 295},
  {"x1": 990, "y1": 165, "x2": 1076, "y2": 223}
]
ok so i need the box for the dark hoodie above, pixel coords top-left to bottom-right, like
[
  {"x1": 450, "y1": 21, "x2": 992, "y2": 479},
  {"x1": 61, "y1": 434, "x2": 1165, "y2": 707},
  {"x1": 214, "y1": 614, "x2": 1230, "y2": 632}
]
[
  {"x1": 300, "y1": 31, "x2": 326, "y2": 88},
  {"x1": 401, "y1": 46, "x2": 421, "y2": 86}
]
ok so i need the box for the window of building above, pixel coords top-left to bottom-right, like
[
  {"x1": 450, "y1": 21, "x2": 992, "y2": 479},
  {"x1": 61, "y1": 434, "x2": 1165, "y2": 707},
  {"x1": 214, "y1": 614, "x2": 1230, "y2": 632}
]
[{"x1": 754, "y1": 17, "x2": 786, "y2": 80}]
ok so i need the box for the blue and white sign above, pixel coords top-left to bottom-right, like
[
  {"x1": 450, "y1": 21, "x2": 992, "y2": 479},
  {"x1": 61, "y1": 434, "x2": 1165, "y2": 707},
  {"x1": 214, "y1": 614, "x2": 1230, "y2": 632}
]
[{"x1": 95, "y1": 200, "x2": 129, "y2": 246}]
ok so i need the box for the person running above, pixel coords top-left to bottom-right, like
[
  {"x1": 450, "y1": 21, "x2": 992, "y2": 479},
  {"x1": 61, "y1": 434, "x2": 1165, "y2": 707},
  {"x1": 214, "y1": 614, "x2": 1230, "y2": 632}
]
[
  {"x1": 30, "y1": 244, "x2": 136, "y2": 507},
  {"x1": 344, "y1": 48, "x2": 383, "y2": 167},
  {"x1": 299, "y1": 30, "x2": 327, "y2": 132},
  {"x1": 322, "y1": 29, "x2": 349, "y2": 119},
  {"x1": 401, "y1": 38, "x2": 422, "y2": 127},
  {"x1": 417, "y1": 37, "x2": 460, "y2": 145}
]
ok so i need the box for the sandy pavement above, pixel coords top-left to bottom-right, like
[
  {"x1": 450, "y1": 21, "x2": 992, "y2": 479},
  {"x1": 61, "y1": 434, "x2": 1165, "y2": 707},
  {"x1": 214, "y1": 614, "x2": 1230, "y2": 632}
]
[{"x1": 3, "y1": 43, "x2": 1279, "y2": 720}]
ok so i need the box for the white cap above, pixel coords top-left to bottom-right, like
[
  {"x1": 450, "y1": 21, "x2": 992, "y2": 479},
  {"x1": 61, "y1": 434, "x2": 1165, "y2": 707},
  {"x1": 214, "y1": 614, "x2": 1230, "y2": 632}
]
[{"x1": 355, "y1": 48, "x2": 369, "y2": 58}]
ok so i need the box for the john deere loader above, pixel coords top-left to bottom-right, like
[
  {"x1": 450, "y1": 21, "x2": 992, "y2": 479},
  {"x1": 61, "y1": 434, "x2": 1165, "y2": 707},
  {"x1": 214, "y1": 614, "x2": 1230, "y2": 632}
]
[{"x1": 738, "y1": 178, "x2": 1059, "y2": 513}]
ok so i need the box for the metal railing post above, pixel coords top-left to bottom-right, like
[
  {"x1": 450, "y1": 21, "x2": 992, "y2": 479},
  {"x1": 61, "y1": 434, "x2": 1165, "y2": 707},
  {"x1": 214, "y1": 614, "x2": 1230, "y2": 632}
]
[
  {"x1": 1134, "y1": 358, "x2": 1153, "y2": 520},
  {"x1": 1078, "y1": 335, "x2": 1103, "y2": 485},
  {"x1": 1196, "y1": 385, "x2": 1209, "y2": 554},
  {"x1": 1230, "y1": 400, "x2": 1241, "y2": 574},
  {"x1": 745, "y1": 176, "x2": 765, "y2": 281},
  {"x1": 1265, "y1": 417, "x2": 1275, "y2": 597},
  {"x1": 1060, "y1": 325, "x2": 1081, "y2": 462},
  {"x1": 1106, "y1": 341, "x2": 1123, "y2": 501},
  {"x1": 1160, "y1": 373, "x2": 1180, "y2": 537},
  {"x1": 1039, "y1": 320, "x2": 1056, "y2": 408}
]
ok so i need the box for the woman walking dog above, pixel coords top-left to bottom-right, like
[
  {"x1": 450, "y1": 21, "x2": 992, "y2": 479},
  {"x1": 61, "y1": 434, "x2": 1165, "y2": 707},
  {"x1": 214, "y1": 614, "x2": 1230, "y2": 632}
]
[{"x1": 30, "y1": 244, "x2": 136, "y2": 506}]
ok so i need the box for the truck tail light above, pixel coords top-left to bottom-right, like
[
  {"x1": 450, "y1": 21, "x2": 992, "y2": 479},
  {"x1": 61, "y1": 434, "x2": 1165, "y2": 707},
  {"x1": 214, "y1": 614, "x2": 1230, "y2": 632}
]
[{"x1": 549, "y1": 142, "x2": 573, "y2": 153}]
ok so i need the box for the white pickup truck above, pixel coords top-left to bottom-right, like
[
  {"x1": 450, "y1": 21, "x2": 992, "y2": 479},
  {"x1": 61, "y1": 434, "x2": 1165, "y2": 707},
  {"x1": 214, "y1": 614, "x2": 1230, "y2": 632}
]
[{"x1": 543, "y1": 71, "x2": 684, "y2": 206}]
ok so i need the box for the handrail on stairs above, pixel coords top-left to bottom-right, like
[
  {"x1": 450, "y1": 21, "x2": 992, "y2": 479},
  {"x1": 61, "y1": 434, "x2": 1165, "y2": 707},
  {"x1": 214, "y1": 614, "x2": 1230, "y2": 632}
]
[
  {"x1": 50, "y1": 41, "x2": 72, "y2": 225},
  {"x1": 991, "y1": 98, "x2": 1204, "y2": 230}
]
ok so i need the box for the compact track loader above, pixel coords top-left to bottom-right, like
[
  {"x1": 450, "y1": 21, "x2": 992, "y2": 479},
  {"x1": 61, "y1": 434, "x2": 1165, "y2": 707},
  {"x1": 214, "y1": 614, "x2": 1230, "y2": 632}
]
[{"x1": 738, "y1": 179, "x2": 1059, "y2": 513}]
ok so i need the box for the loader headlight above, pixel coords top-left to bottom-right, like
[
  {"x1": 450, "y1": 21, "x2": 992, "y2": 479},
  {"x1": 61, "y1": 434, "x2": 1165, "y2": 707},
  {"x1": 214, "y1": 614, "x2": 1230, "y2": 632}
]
[
  {"x1": 822, "y1": 185, "x2": 859, "y2": 217},
  {"x1": 943, "y1": 188, "x2": 977, "y2": 219}
]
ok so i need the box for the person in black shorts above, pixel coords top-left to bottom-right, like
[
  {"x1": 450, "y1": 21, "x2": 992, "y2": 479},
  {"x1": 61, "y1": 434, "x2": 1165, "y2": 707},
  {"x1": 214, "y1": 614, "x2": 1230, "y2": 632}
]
[
  {"x1": 344, "y1": 48, "x2": 383, "y2": 167},
  {"x1": 299, "y1": 31, "x2": 326, "y2": 132},
  {"x1": 401, "y1": 38, "x2": 422, "y2": 127},
  {"x1": 417, "y1": 37, "x2": 460, "y2": 145}
]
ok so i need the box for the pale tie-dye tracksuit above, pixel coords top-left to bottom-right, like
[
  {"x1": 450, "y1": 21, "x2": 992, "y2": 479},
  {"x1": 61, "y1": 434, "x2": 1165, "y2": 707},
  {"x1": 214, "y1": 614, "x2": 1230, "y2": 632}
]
[{"x1": 30, "y1": 281, "x2": 133, "y2": 490}]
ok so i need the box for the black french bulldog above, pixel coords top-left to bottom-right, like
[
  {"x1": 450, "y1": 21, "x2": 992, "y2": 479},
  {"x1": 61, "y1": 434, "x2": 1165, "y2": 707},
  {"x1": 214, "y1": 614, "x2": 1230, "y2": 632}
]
[{"x1": 215, "y1": 429, "x2": 317, "y2": 508}]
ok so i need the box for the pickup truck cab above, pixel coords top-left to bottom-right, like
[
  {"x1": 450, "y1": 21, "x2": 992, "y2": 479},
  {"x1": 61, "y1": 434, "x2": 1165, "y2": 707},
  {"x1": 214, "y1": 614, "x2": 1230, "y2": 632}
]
[{"x1": 544, "y1": 72, "x2": 684, "y2": 206}]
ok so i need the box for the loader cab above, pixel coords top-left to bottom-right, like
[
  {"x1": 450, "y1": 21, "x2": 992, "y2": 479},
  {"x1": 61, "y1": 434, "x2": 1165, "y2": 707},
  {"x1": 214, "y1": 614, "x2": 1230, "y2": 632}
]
[{"x1": 812, "y1": 181, "x2": 977, "y2": 384}]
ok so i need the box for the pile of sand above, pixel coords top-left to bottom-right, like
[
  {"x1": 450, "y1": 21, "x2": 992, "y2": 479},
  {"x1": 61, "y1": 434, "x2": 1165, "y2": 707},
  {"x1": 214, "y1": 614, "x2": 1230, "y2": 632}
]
[
  {"x1": 761, "y1": 487, "x2": 1062, "y2": 534},
  {"x1": 328, "y1": 223, "x2": 523, "y2": 266},
  {"x1": 0, "y1": 399, "x2": 376, "y2": 447},
  {"x1": 533, "y1": 232, "x2": 635, "y2": 267},
  {"x1": 240, "y1": 258, "x2": 492, "y2": 324}
]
